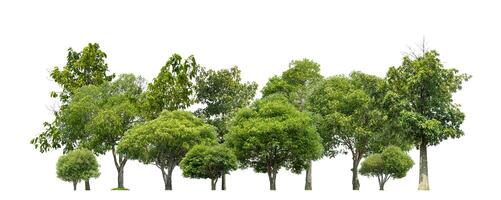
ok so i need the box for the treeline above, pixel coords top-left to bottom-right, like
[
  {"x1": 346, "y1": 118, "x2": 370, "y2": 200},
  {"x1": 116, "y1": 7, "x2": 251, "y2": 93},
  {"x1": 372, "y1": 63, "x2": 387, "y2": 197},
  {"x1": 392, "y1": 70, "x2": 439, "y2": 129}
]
[{"x1": 31, "y1": 43, "x2": 470, "y2": 191}]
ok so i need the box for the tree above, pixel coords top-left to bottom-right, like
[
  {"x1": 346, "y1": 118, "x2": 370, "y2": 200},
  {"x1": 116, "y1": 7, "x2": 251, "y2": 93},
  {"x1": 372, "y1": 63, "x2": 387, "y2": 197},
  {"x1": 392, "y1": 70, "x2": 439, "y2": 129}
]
[
  {"x1": 32, "y1": 43, "x2": 114, "y2": 190},
  {"x1": 50, "y1": 43, "x2": 115, "y2": 103},
  {"x1": 386, "y1": 50, "x2": 470, "y2": 190},
  {"x1": 308, "y1": 71, "x2": 406, "y2": 190},
  {"x1": 359, "y1": 146, "x2": 414, "y2": 190},
  {"x1": 224, "y1": 94, "x2": 323, "y2": 190},
  {"x1": 261, "y1": 59, "x2": 323, "y2": 190},
  {"x1": 180, "y1": 145, "x2": 238, "y2": 190},
  {"x1": 142, "y1": 54, "x2": 200, "y2": 119},
  {"x1": 81, "y1": 74, "x2": 145, "y2": 189},
  {"x1": 195, "y1": 66, "x2": 257, "y2": 190},
  {"x1": 117, "y1": 110, "x2": 217, "y2": 190},
  {"x1": 56, "y1": 148, "x2": 100, "y2": 191}
]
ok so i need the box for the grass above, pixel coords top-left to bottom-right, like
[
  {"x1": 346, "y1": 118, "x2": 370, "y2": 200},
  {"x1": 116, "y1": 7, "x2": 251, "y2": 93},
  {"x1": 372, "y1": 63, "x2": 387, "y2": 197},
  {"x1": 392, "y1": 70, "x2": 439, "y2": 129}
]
[{"x1": 111, "y1": 187, "x2": 130, "y2": 191}]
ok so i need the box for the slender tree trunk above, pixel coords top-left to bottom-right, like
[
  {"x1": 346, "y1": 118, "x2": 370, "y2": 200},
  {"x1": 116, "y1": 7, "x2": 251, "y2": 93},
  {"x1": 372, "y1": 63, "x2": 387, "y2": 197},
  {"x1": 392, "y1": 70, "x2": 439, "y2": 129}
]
[
  {"x1": 418, "y1": 137, "x2": 430, "y2": 190},
  {"x1": 161, "y1": 165, "x2": 175, "y2": 190},
  {"x1": 267, "y1": 168, "x2": 277, "y2": 190},
  {"x1": 221, "y1": 174, "x2": 226, "y2": 190},
  {"x1": 117, "y1": 166, "x2": 124, "y2": 188},
  {"x1": 84, "y1": 179, "x2": 90, "y2": 190},
  {"x1": 351, "y1": 158, "x2": 360, "y2": 190},
  {"x1": 113, "y1": 147, "x2": 128, "y2": 189},
  {"x1": 305, "y1": 161, "x2": 312, "y2": 190},
  {"x1": 379, "y1": 183, "x2": 385, "y2": 191},
  {"x1": 73, "y1": 181, "x2": 77, "y2": 191},
  {"x1": 211, "y1": 178, "x2": 218, "y2": 190}
]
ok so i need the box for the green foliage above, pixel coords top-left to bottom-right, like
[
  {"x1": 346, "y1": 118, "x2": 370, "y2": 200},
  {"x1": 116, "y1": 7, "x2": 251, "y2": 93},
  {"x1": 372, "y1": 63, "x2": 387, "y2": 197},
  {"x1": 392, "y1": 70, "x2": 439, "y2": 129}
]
[
  {"x1": 359, "y1": 146, "x2": 414, "y2": 189},
  {"x1": 225, "y1": 94, "x2": 323, "y2": 175},
  {"x1": 31, "y1": 43, "x2": 115, "y2": 153},
  {"x1": 262, "y1": 59, "x2": 323, "y2": 110},
  {"x1": 118, "y1": 110, "x2": 217, "y2": 169},
  {"x1": 386, "y1": 50, "x2": 471, "y2": 147},
  {"x1": 56, "y1": 148, "x2": 100, "y2": 184},
  {"x1": 180, "y1": 145, "x2": 238, "y2": 180},
  {"x1": 50, "y1": 43, "x2": 115, "y2": 103},
  {"x1": 143, "y1": 54, "x2": 200, "y2": 119},
  {"x1": 32, "y1": 74, "x2": 145, "y2": 154},
  {"x1": 308, "y1": 72, "x2": 394, "y2": 158},
  {"x1": 195, "y1": 66, "x2": 257, "y2": 142}
]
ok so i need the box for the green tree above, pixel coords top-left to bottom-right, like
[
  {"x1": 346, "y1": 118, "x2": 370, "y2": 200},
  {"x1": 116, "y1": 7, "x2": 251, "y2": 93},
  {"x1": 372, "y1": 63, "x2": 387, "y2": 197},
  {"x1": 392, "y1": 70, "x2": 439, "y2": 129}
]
[
  {"x1": 32, "y1": 43, "x2": 114, "y2": 190},
  {"x1": 359, "y1": 146, "x2": 414, "y2": 190},
  {"x1": 308, "y1": 71, "x2": 406, "y2": 190},
  {"x1": 225, "y1": 94, "x2": 323, "y2": 190},
  {"x1": 180, "y1": 145, "x2": 238, "y2": 190},
  {"x1": 81, "y1": 74, "x2": 145, "y2": 189},
  {"x1": 261, "y1": 59, "x2": 323, "y2": 190},
  {"x1": 195, "y1": 66, "x2": 257, "y2": 190},
  {"x1": 143, "y1": 54, "x2": 200, "y2": 119},
  {"x1": 386, "y1": 50, "x2": 470, "y2": 190},
  {"x1": 34, "y1": 74, "x2": 144, "y2": 190},
  {"x1": 117, "y1": 110, "x2": 217, "y2": 190},
  {"x1": 56, "y1": 148, "x2": 100, "y2": 191}
]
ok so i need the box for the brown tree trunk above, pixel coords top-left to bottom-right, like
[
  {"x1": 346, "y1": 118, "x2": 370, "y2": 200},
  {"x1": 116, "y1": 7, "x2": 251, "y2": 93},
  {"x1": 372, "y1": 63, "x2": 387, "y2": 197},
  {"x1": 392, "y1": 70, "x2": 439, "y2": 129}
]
[
  {"x1": 211, "y1": 178, "x2": 218, "y2": 190},
  {"x1": 418, "y1": 137, "x2": 430, "y2": 190},
  {"x1": 84, "y1": 179, "x2": 90, "y2": 190},
  {"x1": 73, "y1": 181, "x2": 77, "y2": 191},
  {"x1": 304, "y1": 161, "x2": 312, "y2": 190},
  {"x1": 221, "y1": 174, "x2": 226, "y2": 190},
  {"x1": 351, "y1": 158, "x2": 360, "y2": 190}
]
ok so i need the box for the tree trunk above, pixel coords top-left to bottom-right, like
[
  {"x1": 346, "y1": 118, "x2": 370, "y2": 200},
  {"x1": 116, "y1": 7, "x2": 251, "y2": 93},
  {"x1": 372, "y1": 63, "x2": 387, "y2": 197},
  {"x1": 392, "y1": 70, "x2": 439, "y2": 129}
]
[
  {"x1": 117, "y1": 166, "x2": 124, "y2": 188},
  {"x1": 221, "y1": 174, "x2": 226, "y2": 190},
  {"x1": 73, "y1": 181, "x2": 77, "y2": 191},
  {"x1": 211, "y1": 178, "x2": 218, "y2": 190},
  {"x1": 418, "y1": 137, "x2": 430, "y2": 190},
  {"x1": 351, "y1": 158, "x2": 360, "y2": 190},
  {"x1": 161, "y1": 165, "x2": 175, "y2": 190},
  {"x1": 379, "y1": 183, "x2": 385, "y2": 191},
  {"x1": 113, "y1": 148, "x2": 128, "y2": 189},
  {"x1": 304, "y1": 161, "x2": 312, "y2": 190},
  {"x1": 84, "y1": 179, "x2": 90, "y2": 190},
  {"x1": 267, "y1": 169, "x2": 277, "y2": 190}
]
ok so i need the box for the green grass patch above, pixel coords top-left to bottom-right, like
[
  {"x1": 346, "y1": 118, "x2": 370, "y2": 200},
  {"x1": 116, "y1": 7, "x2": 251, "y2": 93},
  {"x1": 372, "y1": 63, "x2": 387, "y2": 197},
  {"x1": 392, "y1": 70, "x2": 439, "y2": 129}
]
[{"x1": 111, "y1": 187, "x2": 129, "y2": 191}]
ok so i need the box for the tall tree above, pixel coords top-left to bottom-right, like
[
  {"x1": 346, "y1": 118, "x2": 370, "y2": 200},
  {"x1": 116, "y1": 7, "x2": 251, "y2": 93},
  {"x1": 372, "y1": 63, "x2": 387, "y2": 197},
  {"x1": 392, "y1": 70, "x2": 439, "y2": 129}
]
[
  {"x1": 180, "y1": 145, "x2": 238, "y2": 190},
  {"x1": 56, "y1": 148, "x2": 100, "y2": 191},
  {"x1": 225, "y1": 94, "x2": 323, "y2": 190},
  {"x1": 195, "y1": 66, "x2": 257, "y2": 190},
  {"x1": 308, "y1": 71, "x2": 407, "y2": 190},
  {"x1": 261, "y1": 59, "x2": 323, "y2": 190},
  {"x1": 38, "y1": 74, "x2": 144, "y2": 189},
  {"x1": 117, "y1": 110, "x2": 217, "y2": 190},
  {"x1": 386, "y1": 50, "x2": 470, "y2": 190},
  {"x1": 359, "y1": 146, "x2": 414, "y2": 190},
  {"x1": 143, "y1": 54, "x2": 200, "y2": 119},
  {"x1": 31, "y1": 43, "x2": 114, "y2": 190}
]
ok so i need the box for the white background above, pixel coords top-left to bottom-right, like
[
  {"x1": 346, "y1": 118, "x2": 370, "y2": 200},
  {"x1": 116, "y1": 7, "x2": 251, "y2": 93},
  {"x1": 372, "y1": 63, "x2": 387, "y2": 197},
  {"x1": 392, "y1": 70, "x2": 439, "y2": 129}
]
[{"x1": 0, "y1": 0, "x2": 500, "y2": 199}]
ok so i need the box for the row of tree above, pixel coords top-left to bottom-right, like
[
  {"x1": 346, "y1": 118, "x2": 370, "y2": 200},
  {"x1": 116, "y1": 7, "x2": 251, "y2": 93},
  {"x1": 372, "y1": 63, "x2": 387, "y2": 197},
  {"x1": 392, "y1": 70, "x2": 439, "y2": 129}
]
[{"x1": 32, "y1": 43, "x2": 470, "y2": 191}]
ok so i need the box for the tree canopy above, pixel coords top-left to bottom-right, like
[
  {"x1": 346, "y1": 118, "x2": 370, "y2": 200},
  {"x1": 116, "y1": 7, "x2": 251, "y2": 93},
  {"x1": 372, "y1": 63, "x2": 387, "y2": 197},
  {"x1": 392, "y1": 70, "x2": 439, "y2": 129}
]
[
  {"x1": 56, "y1": 148, "x2": 100, "y2": 191},
  {"x1": 359, "y1": 146, "x2": 414, "y2": 190},
  {"x1": 117, "y1": 110, "x2": 217, "y2": 190},
  {"x1": 143, "y1": 54, "x2": 200, "y2": 119},
  {"x1": 180, "y1": 145, "x2": 238, "y2": 190},
  {"x1": 225, "y1": 94, "x2": 323, "y2": 190}
]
